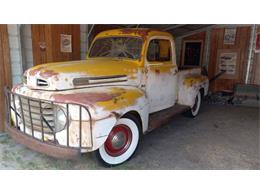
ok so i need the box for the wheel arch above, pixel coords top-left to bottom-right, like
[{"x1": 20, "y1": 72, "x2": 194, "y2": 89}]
[{"x1": 121, "y1": 110, "x2": 143, "y2": 134}]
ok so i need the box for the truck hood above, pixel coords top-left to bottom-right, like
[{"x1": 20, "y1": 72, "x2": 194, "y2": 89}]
[{"x1": 25, "y1": 59, "x2": 142, "y2": 90}]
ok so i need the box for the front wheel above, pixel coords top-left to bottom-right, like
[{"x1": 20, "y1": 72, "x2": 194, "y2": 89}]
[{"x1": 95, "y1": 116, "x2": 140, "y2": 167}]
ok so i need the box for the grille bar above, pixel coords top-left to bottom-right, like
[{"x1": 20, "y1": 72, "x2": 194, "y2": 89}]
[
  {"x1": 18, "y1": 96, "x2": 26, "y2": 133},
  {"x1": 27, "y1": 98, "x2": 34, "y2": 137},
  {"x1": 12, "y1": 94, "x2": 18, "y2": 128}
]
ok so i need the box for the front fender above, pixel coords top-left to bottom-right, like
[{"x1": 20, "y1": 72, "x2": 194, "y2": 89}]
[{"x1": 90, "y1": 86, "x2": 149, "y2": 151}]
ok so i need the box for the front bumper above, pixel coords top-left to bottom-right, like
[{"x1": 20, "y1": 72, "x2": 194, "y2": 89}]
[{"x1": 5, "y1": 122, "x2": 80, "y2": 159}]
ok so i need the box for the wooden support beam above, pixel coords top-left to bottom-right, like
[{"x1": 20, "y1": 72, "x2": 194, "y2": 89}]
[{"x1": 0, "y1": 24, "x2": 12, "y2": 132}]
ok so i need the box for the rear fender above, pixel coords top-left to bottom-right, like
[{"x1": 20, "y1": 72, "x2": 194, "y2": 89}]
[{"x1": 178, "y1": 75, "x2": 209, "y2": 107}]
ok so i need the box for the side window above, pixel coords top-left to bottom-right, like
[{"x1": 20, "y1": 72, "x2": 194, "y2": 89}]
[{"x1": 147, "y1": 39, "x2": 172, "y2": 62}]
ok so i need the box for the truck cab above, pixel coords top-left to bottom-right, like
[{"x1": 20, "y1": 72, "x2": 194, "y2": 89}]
[{"x1": 6, "y1": 28, "x2": 208, "y2": 166}]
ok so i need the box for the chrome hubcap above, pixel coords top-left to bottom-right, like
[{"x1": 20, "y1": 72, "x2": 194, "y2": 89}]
[{"x1": 111, "y1": 131, "x2": 127, "y2": 149}]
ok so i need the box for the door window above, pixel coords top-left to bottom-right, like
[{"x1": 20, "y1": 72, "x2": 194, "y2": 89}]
[{"x1": 147, "y1": 39, "x2": 171, "y2": 62}]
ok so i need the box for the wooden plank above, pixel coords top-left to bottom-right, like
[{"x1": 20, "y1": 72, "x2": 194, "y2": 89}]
[
  {"x1": 32, "y1": 24, "x2": 48, "y2": 66},
  {"x1": 0, "y1": 26, "x2": 4, "y2": 132},
  {"x1": 208, "y1": 28, "x2": 221, "y2": 91},
  {"x1": 0, "y1": 25, "x2": 12, "y2": 132},
  {"x1": 44, "y1": 24, "x2": 53, "y2": 63},
  {"x1": 72, "y1": 25, "x2": 80, "y2": 60},
  {"x1": 148, "y1": 104, "x2": 190, "y2": 131}
]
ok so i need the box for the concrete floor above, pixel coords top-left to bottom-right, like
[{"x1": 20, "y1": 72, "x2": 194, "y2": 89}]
[{"x1": 0, "y1": 104, "x2": 259, "y2": 169}]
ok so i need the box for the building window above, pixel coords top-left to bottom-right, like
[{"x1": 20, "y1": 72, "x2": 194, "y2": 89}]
[{"x1": 182, "y1": 40, "x2": 203, "y2": 67}]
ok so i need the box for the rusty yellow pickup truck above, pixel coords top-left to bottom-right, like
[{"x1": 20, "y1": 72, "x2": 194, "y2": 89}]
[{"x1": 5, "y1": 28, "x2": 208, "y2": 166}]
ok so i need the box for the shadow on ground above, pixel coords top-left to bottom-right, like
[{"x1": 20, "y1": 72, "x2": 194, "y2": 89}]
[{"x1": 0, "y1": 104, "x2": 259, "y2": 170}]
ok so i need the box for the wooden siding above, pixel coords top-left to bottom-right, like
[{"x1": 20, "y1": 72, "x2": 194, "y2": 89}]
[
  {"x1": 208, "y1": 26, "x2": 251, "y2": 91},
  {"x1": 32, "y1": 25, "x2": 80, "y2": 65}
]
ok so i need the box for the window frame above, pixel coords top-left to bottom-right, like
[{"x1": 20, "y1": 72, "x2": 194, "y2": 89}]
[
  {"x1": 181, "y1": 40, "x2": 204, "y2": 68},
  {"x1": 146, "y1": 37, "x2": 173, "y2": 63},
  {"x1": 87, "y1": 36, "x2": 144, "y2": 61}
]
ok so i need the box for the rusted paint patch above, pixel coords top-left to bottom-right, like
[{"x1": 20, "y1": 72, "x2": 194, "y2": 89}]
[
  {"x1": 51, "y1": 92, "x2": 121, "y2": 106},
  {"x1": 183, "y1": 76, "x2": 207, "y2": 87},
  {"x1": 111, "y1": 111, "x2": 121, "y2": 119},
  {"x1": 120, "y1": 28, "x2": 151, "y2": 39},
  {"x1": 29, "y1": 66, "x2": 44, "y2": 76},
  {"x1": 96, "y1": 88, "x2": 143, "y2": 111},
  {"x1": 11, "y1": 84, "x2": 21, "y2": 92},
  {"x1": 51, "y1": 87, "x2": 143, "y2": 112},
  {"x1": 39, "y1": 70, "x2": 59, "y2": 79}
]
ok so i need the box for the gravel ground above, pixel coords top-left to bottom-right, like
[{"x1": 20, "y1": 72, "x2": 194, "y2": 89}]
[{"x1": 0, "y1": 103, "x2": 259, "y2": 170}]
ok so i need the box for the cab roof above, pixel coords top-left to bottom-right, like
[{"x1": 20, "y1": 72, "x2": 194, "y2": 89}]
[{"x1": 95, "y1": 28, "x2": 174, "y2": 40}]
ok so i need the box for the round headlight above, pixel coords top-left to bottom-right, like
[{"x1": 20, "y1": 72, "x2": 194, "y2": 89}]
[{"x1": 54, "y1": 106, "x2": 67, "y2": 132}]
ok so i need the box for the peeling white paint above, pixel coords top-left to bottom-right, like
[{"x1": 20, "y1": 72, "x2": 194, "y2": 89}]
[{"x1": 10, "y1": 30, "x2": 209, "y2": 155}]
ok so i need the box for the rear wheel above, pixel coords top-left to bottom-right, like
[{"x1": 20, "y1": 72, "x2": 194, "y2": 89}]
[
  {"x1": 187, "y1": 91, "x2": 201, "y2": 117},
  {"x1": 95, "y1": 115, "x2": 140, "y2": 167}
]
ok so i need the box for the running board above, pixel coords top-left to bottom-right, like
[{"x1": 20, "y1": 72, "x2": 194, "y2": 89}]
[{"x1": 148, "y1": 104, "x2": 190, "y2": 131}]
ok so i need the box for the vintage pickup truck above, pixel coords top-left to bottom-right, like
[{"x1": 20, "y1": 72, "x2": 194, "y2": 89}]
[{"x1": 5, "y1": 28, "x2": 208, "y2": 166}]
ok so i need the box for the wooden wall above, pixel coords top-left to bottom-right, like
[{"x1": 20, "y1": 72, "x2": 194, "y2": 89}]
[
  {"x1": 0, "y1": 25, "x2": 12, "y2": 132},
  {"x1": 251, "y1": 26, "x2": 260, "y2": 85},
  {"x1": 208, "y1": 26, "x2": 251, "y2": 91},
  {"x1": 31, "y1": 25, "x2": 80, "y2": 65}
]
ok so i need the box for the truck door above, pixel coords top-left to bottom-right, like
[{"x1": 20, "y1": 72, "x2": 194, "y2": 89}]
[{"x1": 145, "y1": 38, "x2": 178, "y2": 113}]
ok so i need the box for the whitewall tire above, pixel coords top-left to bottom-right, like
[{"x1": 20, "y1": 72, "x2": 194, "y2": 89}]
[
  {"x1": 96, "y1": 116, "x2": 140, "y2": 166},
  {"x1": 188, "y1": 91, "x2": 202, "y2": 117}
]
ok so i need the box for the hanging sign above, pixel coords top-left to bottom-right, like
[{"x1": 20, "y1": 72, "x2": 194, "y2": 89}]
[
  {"x1": 60, "y1": 34, "x2": 72, "y2": 53},
  {"x1": 216, "y1": 49, "x2": 240, "y2": 80},
  {"x1": 218, "y1": 52, "x2": 237, "y2": 75},
  {"x1": 224, "y1": 28, "x2": 236, "y2": 45}
]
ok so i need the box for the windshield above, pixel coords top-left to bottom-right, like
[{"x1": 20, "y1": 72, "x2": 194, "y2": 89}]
[{"x1": 89, "y1": 37, "x2": 143, "y2": 60}]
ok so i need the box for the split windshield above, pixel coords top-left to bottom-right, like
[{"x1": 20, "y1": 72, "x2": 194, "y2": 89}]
[{"x1": 89, "y1": 37, "x2": 143, "y2": 60}]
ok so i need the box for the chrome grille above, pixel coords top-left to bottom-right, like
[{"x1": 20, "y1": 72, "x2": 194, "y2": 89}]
[
  {"x1": 20, "y1": 97, "x2": 54, "y2": 133},
  {"x1": 5, "y1": 87, "x2": 93, "y2": 150}
]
